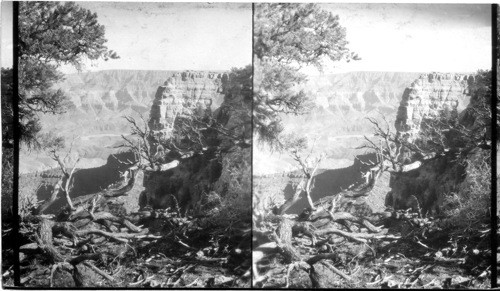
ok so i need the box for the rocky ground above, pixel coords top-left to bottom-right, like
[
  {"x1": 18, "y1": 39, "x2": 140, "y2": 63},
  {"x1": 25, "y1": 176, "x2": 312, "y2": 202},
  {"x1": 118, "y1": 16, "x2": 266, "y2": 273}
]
[
  {"x1": 3, "y1": 209, "x2": 251, "y2": 288},
  {"x1": 254, "y1": 211, "x2": 491, "y2": 289},
  {"x1": 253, "y1": 148, "x2": 492, "y2": 290}
]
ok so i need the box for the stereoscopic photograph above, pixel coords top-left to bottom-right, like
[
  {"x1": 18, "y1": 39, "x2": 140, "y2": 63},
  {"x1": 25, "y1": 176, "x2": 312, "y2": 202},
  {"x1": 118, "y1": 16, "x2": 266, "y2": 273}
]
[
  {"x1": 2, "y1": 2, "x2": 252, "y2": 287},
  {"x1": 0, "y1": 1, "x2": 497, "y2": 290},
  {"x1": 252, "y1": 3, "x2": 494, "y2": 289}
]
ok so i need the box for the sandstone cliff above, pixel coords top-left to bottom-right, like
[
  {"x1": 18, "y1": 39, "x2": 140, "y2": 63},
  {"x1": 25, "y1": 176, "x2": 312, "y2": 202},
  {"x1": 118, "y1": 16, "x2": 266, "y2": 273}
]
[
  {"x1": 141, "y1": 68, "x2": 251, "y2": 214},
  {"x1": 148, "y1": 71, "x2": 227, "y2": 138},
  {"x1": 394, "y1": 72, "x2": 473, "y2": 142},
  {"x1": 387, "y1": 72, "x2": 488, "y2": 215}
]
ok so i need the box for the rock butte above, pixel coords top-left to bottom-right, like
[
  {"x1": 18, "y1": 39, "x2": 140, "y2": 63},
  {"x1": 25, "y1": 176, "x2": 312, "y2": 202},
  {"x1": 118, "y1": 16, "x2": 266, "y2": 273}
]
[
  {"x1": 395, "y1": 72, "x2": 474, "y2": 142},
  {"x1": 140, "y1": 69, "x2": 252, "y2": 212},
  {"x1": 388, "y1": 72, "x2": 479, "y2": 214},
  {"x1": 148, "y1": 71, "x2": 228, "y2": 139}
]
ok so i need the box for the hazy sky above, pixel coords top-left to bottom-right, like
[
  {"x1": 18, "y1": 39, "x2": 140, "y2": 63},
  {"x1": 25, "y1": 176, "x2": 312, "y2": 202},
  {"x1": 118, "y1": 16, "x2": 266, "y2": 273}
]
[
  {"x1": 62, "y1": 2, "x2": 252, "y2": 73},
  {"x1": 1, "y1": 2, "x2": 253, "y2": 73},
  {"x1": 310, "y1": 3, "x2": 492, "y2": 73},
  {"x1": 1, "y1": 2, "x2": 493, "y2": 73},
  {"x1": 1, "y1": 1, "x2": 13, "y2": 69}
]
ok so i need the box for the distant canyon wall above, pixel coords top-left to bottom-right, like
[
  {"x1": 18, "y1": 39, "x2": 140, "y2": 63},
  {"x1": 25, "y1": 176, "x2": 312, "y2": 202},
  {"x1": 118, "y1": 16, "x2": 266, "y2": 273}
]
[
  {"x1": 57, "y1": 70, "x2": 173, "y2": 114},
  {"x1": 59, "y1": 70, "x2": 227, "y2": 117},
  {"x1": 309, "y1": 71, "x2": 423, "y2": 114},
  {"x1": 23, "y1": 70, "x2": 227, "y2": 173}
]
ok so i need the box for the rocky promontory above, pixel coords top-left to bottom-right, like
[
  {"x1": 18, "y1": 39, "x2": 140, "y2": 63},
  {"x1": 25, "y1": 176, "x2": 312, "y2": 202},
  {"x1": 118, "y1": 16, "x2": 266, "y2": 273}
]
[
  {"x1": 148, "y1": 71, "x2": 228, "y2": 139},
  {"x1": 141, "y1": 68, "x2": 251, "y2": 213},
  {"x1": 388, "y1": 72, "x2": 482, "y2": 214},
  {"x1": 395, "y1": 72, "x2": 473, "y2": 142}
]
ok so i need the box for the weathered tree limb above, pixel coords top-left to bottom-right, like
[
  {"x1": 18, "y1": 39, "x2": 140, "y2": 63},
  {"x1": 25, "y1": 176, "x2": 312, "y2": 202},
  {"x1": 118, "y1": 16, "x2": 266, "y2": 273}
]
[
  {"x1": 20, "y1": 242, "x2": 39, "y2": 251},
  {"x1": 74, "y1": 227, "x2": 154, "y2": 244},
  {"x1": 83, "y1": 261, "x2": 114, "y2": 282},
  {"x1": 49, "y1": 264, "x2": 61, "y2": 287},
  {"x1": 361, "y1": 220, "x2": 381, "y2": 233},
  {"x1": 315, "y1": 227, "x2": 400, "y2": 243},
  {"x1": 75, "y1": 229, "x2": 129, "y2": 244},
  {"x1": 63, "y1": 158, "x2": 79, "y2": 210},
  {"x1": 326, "y1": 211, "x2": 381, "y2": 233},
  {"x1": 49, "y1": 149, "x2": 79, "y2": 211},
  {"x1": 322, "y1": 261, "x2": 352, "y2": 281},
  {"x1": 123, "y1": 114, "x2": 155, "y2": 167},
  {"x1": 35, "y1": 218, "x2": 65, "y2": 263},
  {"x1": 135, "y1": 234, "x2": 163, "y2": 240},
  {"x1": 304, "y1": 156, "x2": 322, "y2": 211},
  {"x1": 121, "y1": 218, "x2": 142, "y2": 233},
  {"x1": 79, "y1": 211, "x2": 143, "y2": 233},
  {"x1": 270, "y1": 220, "x2": 302, "y2": 264}
]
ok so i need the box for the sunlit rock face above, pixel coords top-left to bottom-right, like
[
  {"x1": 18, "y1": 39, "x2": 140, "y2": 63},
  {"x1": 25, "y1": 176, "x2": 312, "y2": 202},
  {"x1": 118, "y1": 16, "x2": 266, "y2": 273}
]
[
  {"x1": 387, "y1": 73, "x2": 478, "y2": 214},
  {"x1": 148, "y1": 71, "x2": 228, "y2": 139},
  {"x1": 394, "y1": 73, "x2": 473, "y2": 142},
  {"x1": 141, "y1": 70, "x2": 246, "y2": 212}
]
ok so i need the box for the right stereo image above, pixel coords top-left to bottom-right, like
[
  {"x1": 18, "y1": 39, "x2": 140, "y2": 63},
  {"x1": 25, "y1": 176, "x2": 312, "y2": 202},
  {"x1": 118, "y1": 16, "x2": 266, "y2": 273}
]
[{"x1": 252, "y1": 3, "x2": 496, "y2": 289}]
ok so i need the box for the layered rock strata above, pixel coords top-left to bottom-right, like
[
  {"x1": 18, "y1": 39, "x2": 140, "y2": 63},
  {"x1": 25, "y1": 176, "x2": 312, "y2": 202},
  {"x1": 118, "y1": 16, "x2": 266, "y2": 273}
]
[
  {"x1": 388, "y1": 72, "x2": 478, "y2": 214},
  {"x1": 140, "y1": 69, "x2": 251, "y2": 213},
  {"x1": 148, "y1": 71, "x2": 228, "y2": 139},
  {"x1": 395, "y1": 72, "x2": 473, "y2": 142}
]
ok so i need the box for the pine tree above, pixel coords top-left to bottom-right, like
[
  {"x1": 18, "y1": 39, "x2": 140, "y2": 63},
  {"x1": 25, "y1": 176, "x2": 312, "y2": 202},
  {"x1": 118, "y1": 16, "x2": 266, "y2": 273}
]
[
  {"x1": 16, "y1": 1, "x2": 119, "y2": 147},
  {"x1": 253, "y1": 3, "x2": 359, "y2": 149}
]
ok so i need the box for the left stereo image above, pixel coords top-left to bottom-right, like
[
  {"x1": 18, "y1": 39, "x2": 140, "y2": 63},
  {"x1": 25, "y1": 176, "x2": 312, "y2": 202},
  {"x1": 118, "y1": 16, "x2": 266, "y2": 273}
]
[{"x1": 2, "y1": 2, "x2": 252, "y2": 288}]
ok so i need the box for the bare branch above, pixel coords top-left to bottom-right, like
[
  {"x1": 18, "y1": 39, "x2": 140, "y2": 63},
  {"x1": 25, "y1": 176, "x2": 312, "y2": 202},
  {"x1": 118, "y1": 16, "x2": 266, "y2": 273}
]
[
  {"x1": 63, "y1": 157, "x2": 80, "y2": 210},
  {"x1": 304, "y1": 154, "x2": 323, "y2": 211}
]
